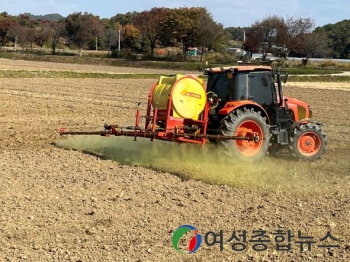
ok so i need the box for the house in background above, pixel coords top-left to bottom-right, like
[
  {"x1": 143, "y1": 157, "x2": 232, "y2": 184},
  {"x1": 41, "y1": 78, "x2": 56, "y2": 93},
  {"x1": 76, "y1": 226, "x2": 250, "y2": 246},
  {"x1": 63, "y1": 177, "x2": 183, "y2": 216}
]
[{"x1": 187, "y1": 47, "x2": 198, "y2": 56}]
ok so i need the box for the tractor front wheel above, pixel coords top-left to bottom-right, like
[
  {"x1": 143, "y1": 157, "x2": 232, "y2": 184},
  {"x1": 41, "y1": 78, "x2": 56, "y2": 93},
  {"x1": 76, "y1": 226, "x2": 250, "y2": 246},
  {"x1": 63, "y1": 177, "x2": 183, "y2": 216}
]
[
  {"x1": 289, "y1": 122, "x2": 327, "y2": 161},
  {"x1": 220, "y1": 108, "x2": 270, "y2": 162}
]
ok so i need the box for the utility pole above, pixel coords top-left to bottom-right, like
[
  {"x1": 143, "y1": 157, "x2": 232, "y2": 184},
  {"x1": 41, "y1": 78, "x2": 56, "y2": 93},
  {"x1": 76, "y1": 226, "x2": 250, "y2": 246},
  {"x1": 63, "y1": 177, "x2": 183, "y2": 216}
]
[{"x1": 118, "y1": 30, "x2": 121, "y2": 52}]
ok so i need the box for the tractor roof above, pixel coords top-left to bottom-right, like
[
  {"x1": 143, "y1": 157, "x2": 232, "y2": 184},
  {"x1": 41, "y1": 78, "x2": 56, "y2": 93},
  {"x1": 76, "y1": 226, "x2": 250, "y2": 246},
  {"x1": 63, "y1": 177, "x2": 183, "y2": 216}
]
[{"x1": 205, "y1": 65, "x2": 272, "y2": 74}]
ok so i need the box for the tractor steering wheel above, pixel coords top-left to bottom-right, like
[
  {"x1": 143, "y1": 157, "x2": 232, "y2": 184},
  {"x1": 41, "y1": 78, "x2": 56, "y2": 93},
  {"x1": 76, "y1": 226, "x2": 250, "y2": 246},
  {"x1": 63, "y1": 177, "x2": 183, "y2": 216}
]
[{"x1": 207, "y1": 91, "x2": 220, "y2": 109}]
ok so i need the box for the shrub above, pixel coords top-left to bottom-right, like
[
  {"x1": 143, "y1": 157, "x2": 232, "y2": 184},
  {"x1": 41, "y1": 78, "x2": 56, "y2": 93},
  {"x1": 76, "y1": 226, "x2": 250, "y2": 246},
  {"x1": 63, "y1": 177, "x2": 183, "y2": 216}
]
[
  {"x1": 204, "y1": 52, "x2": 237, "y2": 65},
  {"x1": 320, "y1": 59, "x2": 339, "y2": 68}
]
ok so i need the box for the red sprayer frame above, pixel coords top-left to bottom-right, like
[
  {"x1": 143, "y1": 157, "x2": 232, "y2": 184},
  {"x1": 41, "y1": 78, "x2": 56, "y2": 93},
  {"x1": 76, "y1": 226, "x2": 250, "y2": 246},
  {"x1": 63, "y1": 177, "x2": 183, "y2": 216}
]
[{"x1": 59, "y1": 75, "x2": 260, "y2": 146}]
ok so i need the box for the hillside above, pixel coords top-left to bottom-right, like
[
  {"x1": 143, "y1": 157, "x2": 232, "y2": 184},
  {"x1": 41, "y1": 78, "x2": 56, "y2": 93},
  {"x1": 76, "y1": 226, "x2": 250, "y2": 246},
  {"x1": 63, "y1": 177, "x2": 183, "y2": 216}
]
[{"x1": 23, "y1": 12, "x2": 64, "y2": 21}]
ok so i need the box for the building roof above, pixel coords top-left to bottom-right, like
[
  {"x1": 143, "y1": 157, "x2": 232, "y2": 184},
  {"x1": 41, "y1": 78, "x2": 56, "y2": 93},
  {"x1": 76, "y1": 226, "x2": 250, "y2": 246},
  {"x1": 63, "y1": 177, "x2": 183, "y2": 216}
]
[{"x1": 205, "y1": 65, "x2": 272, "y2": 73}]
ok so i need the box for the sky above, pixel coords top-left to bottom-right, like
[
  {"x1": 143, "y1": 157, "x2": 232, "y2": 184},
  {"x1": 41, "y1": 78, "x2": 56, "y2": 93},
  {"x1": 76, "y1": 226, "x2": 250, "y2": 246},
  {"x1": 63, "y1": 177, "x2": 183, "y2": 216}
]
[{"x1": 1, "y1": 0, "x2": 349, "y2": 28}]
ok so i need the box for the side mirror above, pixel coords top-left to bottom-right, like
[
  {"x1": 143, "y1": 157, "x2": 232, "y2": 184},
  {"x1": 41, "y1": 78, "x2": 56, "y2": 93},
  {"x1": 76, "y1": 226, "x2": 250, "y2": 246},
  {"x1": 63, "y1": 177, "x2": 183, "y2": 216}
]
[
  {"x1": 282, "y1": 72, "x2": 289, "y2": 83},
  {"x1": 271, "y1": 70, "x2": 275, "y2": 79},
  {"x1": 284, "y1": 98, "x2": 289, "y2": 111}
]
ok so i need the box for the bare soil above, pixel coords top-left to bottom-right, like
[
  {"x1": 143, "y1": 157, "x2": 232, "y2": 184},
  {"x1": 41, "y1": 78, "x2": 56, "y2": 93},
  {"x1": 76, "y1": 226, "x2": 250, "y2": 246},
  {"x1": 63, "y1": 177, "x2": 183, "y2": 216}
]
[{"x1": 0, "y1": 59, "x2": 349, "y2": 261}]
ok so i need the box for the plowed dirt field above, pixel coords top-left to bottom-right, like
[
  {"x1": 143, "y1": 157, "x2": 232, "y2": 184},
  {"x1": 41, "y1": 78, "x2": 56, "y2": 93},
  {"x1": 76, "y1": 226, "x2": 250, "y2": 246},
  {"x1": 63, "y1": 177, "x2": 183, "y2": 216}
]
[{"x1": 0, "y1": 59, "x2": 349, "y2": 261}]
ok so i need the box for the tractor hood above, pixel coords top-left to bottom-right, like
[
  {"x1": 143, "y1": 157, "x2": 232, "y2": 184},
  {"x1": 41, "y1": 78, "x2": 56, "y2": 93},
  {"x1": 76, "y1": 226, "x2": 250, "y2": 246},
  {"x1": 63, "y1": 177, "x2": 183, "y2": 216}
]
[{"x1": 283, "y1": 96, "x2": 312, "y2": 120}]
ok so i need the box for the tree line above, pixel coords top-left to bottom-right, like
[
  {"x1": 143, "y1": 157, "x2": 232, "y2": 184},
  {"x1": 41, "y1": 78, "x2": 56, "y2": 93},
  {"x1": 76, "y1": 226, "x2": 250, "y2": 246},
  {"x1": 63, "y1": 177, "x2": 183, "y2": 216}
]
[
  {"x1": 0, "y1": 8, "x2": 349, "y2": 62},
  {"x1": 0, "y1": 8, "x2": 225, "y2": 60}
]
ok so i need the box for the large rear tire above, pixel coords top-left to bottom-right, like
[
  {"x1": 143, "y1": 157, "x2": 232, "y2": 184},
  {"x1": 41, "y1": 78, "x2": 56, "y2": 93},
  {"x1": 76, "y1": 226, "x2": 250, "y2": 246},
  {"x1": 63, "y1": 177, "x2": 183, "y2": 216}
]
[
  {"x1": 220, "y1": 108, "x2": 270, "y2": 162},
  {"x1": 289, "y1": 122, "x2": 327, "y2": 161}
]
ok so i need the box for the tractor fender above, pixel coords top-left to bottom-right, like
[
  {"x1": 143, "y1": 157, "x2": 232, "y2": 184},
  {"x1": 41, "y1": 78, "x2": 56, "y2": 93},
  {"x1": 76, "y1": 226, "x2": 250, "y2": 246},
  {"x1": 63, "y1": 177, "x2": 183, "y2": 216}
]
[
  {"x1": 286, "y1": 118, "x2": 322, "y2": 133},
  {"x1": 218, "y1": 100, "x2": 271, "y2": 124}
]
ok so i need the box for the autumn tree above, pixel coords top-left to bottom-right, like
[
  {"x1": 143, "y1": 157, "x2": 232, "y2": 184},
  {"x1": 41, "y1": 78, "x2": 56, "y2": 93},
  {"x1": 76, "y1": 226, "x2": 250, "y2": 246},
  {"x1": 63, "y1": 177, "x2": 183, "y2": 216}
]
[
  {"x1": 34, "y1": 20, "x2": 51, "y2": 52},
  {"x1": 9, "y1": 24, "x2": 29, "y2": 51},
  {"x1": 3, "y1": 14, "x2": 33, "y2": 51},
  {"x1": 26, "y1": 26, "x2": 36, "y2": 51},
  {"x1": 17, "y1": 14, "x2": 32, "y2": 27},
  {"x1": 133, "y1": 7, "x2": 169, "y2": 56},
  {"x1": 87, "y1": 21, "x2": 105, "y2": 51},
  {"x1": 120, "y1": 24, "x2": 140, "y2": 51},
  {"x1": 158, "y1": 7, "x2": 201, "y2": 57},
  {"x1": 242, "y1": 27, "x2": 260, "y2": 58},
  {"x1": 102, "y1": 20, "x2": 140, "y2": 55},
  {"x1": 196, "y1": 10, "x2": 226, "y2": 61},
  {"x1": 110, "y1": 12, "x2": 137, "y2": 26},
  {"x1": 7, "y1": 21, "x2": 22, "y2": 51},
  {"x1": 0, "y1": 15, "x2": 17, "y2": 50},
  {"x1": 225, "y1": 27, "x2": 247, "y2": 42},
  {"x1": 249, "y1": 15, "x2": 286, "y2": 60},
  {"x1": 65, "y1": 12, "x2": 101, "y2": 56}
]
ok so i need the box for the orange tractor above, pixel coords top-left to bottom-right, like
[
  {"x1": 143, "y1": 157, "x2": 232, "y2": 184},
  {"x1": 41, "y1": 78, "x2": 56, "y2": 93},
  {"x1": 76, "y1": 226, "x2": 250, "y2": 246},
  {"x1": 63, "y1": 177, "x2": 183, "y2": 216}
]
[{"x1": 60, "y1": 65, "x2": 327, "y2": 161}]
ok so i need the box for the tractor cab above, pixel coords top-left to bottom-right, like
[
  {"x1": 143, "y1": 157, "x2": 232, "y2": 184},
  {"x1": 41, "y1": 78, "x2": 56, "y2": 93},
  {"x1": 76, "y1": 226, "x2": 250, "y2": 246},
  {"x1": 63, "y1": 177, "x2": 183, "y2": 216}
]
[
  {"x1": 206, "y1": 66, "x2": 276, "y2": 106},
  {"x1": 203, "y1": 64, "x2": 325, "y2": 161},
  {"x1": 204, "y1": 65, "x2": 294, "y2": 129}
]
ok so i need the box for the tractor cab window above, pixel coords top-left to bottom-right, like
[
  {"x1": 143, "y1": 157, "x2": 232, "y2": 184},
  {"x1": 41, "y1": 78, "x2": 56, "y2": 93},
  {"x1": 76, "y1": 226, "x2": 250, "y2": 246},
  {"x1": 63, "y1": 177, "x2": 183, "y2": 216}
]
[
  {"x1": 206, "y1": 71, "x2": 250, "y2": 103},
  {"x1": 248, "y1": 71, "x2": 277, "y2": 109},
  {"x1": 206, "y1": 72, "x2": 230, "y2": 101}
]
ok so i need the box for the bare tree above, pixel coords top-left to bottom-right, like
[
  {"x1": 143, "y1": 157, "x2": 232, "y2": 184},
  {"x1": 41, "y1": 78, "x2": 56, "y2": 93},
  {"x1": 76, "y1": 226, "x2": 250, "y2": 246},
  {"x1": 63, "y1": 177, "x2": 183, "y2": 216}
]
[
  {"x1": 300, "y1": 33, "x2": 331, "y2": 66},
  {"x1": 279, "y1": 16, "x2": 315, "y2": 58},
  {"x1": 49, "y1": 20, "x2": 65, "y2": 54},
  {"x1": 104, "y1": 27, "x2": 119, "y2": 55},
  {"x1": 244, "y1": 15, "x2": 321, "y2": 62}
]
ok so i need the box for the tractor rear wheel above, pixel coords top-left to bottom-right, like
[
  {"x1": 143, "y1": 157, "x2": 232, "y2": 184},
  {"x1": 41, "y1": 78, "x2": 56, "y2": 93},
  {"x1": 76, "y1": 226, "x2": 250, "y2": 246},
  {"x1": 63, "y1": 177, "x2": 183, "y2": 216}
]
[
  {"x1": 289, "y1": 122, "x2": 327, "y2": 161},
  {"x1": 220, "y1": 108, "x2": 270, "y2": 162}
]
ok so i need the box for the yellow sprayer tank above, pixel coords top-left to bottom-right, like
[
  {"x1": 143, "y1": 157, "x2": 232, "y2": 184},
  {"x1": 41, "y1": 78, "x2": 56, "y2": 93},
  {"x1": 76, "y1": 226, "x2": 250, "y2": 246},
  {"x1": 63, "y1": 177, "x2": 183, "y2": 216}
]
[{"x1": 152, "y1": 74, "x2": 206, "y2": 120}]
